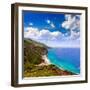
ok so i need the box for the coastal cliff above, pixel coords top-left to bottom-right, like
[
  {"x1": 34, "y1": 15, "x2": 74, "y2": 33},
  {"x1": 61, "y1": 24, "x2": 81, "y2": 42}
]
[
  {"x1": 24, "y1": 39, "x2": 74, "y2": 77},
  {"x1": 24, "y1": 39, "x2": 48, "y2": 65}
]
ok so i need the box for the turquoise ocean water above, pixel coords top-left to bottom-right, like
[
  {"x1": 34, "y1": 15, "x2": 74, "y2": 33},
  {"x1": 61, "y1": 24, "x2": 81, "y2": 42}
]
[{"x1": 47, "y1": 48, "x2": 80, "y2": 74}]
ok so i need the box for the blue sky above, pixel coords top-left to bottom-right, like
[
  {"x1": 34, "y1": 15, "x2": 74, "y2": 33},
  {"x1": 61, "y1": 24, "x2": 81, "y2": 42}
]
[
  {"x1": 23, "y1": 11, "x2": 80, "y2": 47},
  {"x1": 23, "y1": 11, "x2": 67, "y2": 33}
]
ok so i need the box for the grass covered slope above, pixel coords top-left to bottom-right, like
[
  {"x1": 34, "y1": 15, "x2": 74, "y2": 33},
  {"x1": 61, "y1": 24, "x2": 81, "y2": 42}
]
[
  {"x1": 24, "y1": 39, "x2": 74, "y2": 77},
  {"x1": 24, "y1": 64, "x2": 73, "y2": 77},
  {"x1": 24, "y1": 39, "x2": 47, "y2": 65}
]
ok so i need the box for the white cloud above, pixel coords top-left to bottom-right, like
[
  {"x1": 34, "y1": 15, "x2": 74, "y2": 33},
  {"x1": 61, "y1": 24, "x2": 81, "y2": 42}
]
[
  {"x1": 46, "y1": 19, "x2": 51, "y2": 24},
  {"x1": 61, "y1": 14, "x2": 80, "y2": 40},
  {"x1": 66, "y1": 33, "x2": 79, "y2": 40},
  {"x1": 50, "y1": 23, "x2": 55, "y2": 28},
  {"x1": 24, "y1": 27, "x2": 63, "y2": 41},
  {"x1": 62, "y1": 14, "x2": 80, "y2": 31},
  {"x1": 51, "y1": 31, "x2": 61, "y2": 36},
  {"x1": 39, "y1": 29, "x2": 51, "y2": 40},
  {"x1": 29, "y1": 23, "x2": 33, "y2": 26},
  {"x1": 24, "y1": 27, "x2": 39, "y2": 39}
]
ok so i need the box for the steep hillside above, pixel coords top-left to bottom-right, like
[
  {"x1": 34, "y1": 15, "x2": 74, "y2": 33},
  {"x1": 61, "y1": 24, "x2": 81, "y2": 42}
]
[
  {"x1": 24, "y1": 39, "x2": 74, "y2": 77},
  {"x1": 24, "y1": 39, "x2": 48, "y2": 67}
]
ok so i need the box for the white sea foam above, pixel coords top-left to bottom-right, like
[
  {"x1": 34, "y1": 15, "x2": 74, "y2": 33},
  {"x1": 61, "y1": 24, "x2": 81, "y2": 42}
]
[{"x1": 42, "y1": 55, "x2": 51, "y2": 64}]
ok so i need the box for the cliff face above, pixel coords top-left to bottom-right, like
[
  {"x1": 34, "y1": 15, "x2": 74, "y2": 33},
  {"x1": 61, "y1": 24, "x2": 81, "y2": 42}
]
[{"x1": 24, "y1": 39, "x2": 48, "y2": 68}]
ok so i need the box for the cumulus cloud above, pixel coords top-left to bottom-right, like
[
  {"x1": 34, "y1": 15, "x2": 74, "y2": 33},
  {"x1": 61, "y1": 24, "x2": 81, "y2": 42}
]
[
  {"x1": 62, "y1": 14, "x2": 80, "y2": 31},
  {"x1": 24, "y1": 27, "x2": 39, "y2": 39},
  {"x1": 24, "y1": 27, "x2": 62, "y2": 41},
  {"x1": 61, "y1": 14, "x2": 80, "y2": 40}
]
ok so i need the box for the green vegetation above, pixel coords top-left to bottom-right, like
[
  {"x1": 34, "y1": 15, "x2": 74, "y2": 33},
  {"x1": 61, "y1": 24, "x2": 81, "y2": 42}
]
[
  {"x1": 24, "y1": 39, "x2": 47, "y2": 65},
  {"x1": 24, "y1": 64, "x2": 73, "y2": 77},
  {"x1": 24, "y1": 39, "x2": 74, "y2": 77}
]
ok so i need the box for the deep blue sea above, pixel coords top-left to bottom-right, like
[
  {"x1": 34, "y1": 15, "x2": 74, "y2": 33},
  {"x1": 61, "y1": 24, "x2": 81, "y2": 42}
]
[{"x1": 47, "y1": 48, "x2": 80, "y2": 74}]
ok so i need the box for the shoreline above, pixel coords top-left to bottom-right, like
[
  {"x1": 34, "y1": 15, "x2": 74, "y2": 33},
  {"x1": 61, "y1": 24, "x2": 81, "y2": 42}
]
[
  {"x1": 36, "y1": 55, "x2": 51, "y2": 66},
  {"x1": 41, "y1": 55, "x2": 69, "y2": 71},
  {"x1": 42, "y1": 55, "x2": 51, "y2": 64},
  {"x1": 41, "y1": 55, "x2": 76, "y2": 75}
]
